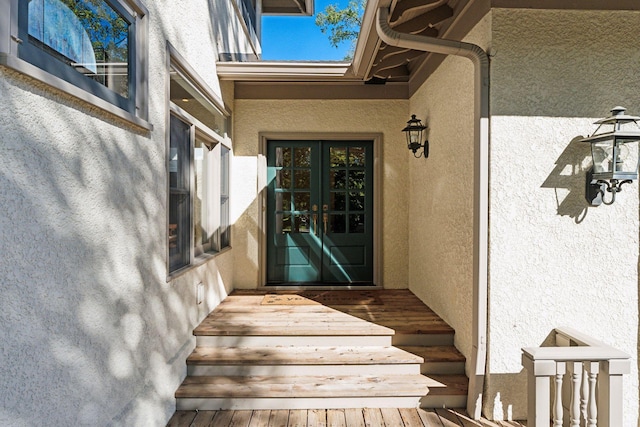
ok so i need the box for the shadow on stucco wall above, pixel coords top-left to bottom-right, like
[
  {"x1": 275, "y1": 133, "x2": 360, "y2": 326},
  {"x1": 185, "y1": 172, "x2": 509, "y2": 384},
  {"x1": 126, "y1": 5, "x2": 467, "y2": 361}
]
[
  {"x1": 0, "y1": 69, "x2": 215, "y2": 426},
  {"x1": 541, "y1": 136, "x2": 592, "y2": 223}
]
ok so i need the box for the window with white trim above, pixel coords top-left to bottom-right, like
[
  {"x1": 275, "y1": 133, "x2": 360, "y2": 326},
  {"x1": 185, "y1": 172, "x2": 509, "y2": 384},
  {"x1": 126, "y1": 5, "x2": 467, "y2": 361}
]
[
  {"x1": 0, "y1": 0, "x2": 149, "y2": 125},
  {"x1": 168, "y1": 56, "x2": 231, "y2": 274}
]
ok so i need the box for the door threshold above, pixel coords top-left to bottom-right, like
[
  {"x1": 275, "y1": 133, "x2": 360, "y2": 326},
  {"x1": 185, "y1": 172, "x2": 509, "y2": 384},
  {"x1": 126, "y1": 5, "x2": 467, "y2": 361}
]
[{"x1": 260, "y1": 283, "x2": 381, "y2": 291}]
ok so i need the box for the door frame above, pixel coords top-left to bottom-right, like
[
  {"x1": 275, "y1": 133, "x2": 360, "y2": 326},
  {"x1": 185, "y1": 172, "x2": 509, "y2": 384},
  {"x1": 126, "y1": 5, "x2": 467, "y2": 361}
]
[{"x1": 258, "y1": 132, "x2": 383, "y2": 288}]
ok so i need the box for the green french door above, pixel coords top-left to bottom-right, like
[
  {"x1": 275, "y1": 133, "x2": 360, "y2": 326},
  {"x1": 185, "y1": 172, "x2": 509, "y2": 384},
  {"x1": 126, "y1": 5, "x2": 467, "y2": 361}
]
[{"x1": 267, "y1": 140, "x2": 374, "y2": 284}]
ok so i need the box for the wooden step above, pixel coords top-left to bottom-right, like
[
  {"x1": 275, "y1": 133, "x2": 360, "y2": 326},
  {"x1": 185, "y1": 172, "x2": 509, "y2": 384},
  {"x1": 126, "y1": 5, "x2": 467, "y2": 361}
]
[
  {"x1": 392, "y1": 332, "x2": 454, "y2": 346},
  {"x1": 399, "y1": 346, "x2": 466, "y2": 374},
  {"x1": 195, "y1": 334, "x2": 393, "y2": 347},
  {"x1": 420, "y1": 374, "x2": 468, "y2": 408},
  {"x1": 176, "y1": 374, "x2": 431, "y2": 410},
  {"x1": 186, "y1": 346, "x2": 424, "y2": 376}
]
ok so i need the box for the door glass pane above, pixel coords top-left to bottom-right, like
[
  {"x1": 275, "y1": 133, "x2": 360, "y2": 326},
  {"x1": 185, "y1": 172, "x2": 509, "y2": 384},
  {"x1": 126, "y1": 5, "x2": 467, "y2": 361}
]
[
  {"x1": 294, "y1": 147, "x2": 311, "y2": 167},
  {"x1": 330, "y1": 147, "x2": 347, "y2": 167},
  {"x1": 330, "y1": 214, "x2": 346, "y2": 233},
  {"x1": 349, "y1": 147, "x2": 366, "y2": 167},
  {"x1": 349, "y1": 192, "x2": 365, "y2": 211},
  {"x1": 349, "y1": 170, "x2": 365, "y2": 190},
  {"x1": 294, "y1": 214, "x2": 310, "y2": 233},
  {"x1": 276, "y1": 169, "x2": 291, "y2": 189},
  {"x1": 294, "y1": 192, "x2": 310, "y2": 212},
  {"x1": 330, "y1": 170, "x2": 346, "y2": 189},
  {"x1": 331, "y1": 192, "x2": 346, "y2": 211},
  {"x1": 277, "y1": 213, "x2": 292, "y2": 234},
  {"x1": 294, "y1": 169, "x2": 310, "y2": 189},
  {"x1": 349, "y1": 214, "x2": 365, "y2": 233},
  {"x1": 278, "y1": 192, "x2": 291, "y2": 211},
  {"x1": 275, "y1": 147, "x2": 291, "y2": 167}
]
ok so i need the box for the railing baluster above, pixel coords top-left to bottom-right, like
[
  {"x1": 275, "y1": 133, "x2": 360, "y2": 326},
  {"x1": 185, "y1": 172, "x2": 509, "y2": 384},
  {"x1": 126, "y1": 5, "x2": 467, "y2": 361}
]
[
  {"x1": 581, "y1": 363, "x2": 589, "y2": 423},
  {"x1": 569, "y1": 361, "x2": 582, "y2": 427},
  {"x1": 586, "y1": 362, "x2": 599, "y2": 427},
  {"x1": 553, "y1": 362, "x2": 565, "y2": 427}
]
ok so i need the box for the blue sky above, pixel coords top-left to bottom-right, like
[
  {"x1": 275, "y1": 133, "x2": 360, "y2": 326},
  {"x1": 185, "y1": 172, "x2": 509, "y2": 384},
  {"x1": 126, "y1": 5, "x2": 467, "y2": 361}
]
[{"x1": 261, "y1": 0, "x2": 354, "y2": 61}]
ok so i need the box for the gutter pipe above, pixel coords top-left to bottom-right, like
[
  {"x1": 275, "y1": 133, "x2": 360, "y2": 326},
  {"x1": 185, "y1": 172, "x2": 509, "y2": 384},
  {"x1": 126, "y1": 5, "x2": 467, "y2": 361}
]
[{"x1": 376, "y1": 7, "x2": 489, "y2": 419}]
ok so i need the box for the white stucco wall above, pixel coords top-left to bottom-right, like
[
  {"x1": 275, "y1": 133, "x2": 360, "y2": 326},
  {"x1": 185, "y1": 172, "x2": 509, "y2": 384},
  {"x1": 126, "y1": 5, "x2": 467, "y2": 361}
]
[
  {"x1": 0, "y1": 1, "x2": 249, "y2": 425},
  {"x1": 407, "y1": 13, "x2": 491, "y2": 377},
  {"x1": 487, "y1": 9, "x2": 640, "y2": 423},
  {"x1": 231, "y1": 99, "x2": 410, "y2": 288}
]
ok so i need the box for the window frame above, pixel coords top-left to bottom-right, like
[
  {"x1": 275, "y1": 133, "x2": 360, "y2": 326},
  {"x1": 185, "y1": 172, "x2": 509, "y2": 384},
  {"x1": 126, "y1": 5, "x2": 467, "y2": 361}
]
[
  {"x1": 0, "y1": 0, "x2": 150, "y2": 129},
  {"x1": 167, "y1": 44, "x2": 231, "y2": 279}
]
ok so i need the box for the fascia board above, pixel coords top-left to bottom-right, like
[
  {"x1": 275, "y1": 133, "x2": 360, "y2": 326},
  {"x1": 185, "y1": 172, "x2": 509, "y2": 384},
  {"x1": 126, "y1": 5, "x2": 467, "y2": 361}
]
[{"x1": 216, "y1": 61, "x2": 355, "y2": 81}]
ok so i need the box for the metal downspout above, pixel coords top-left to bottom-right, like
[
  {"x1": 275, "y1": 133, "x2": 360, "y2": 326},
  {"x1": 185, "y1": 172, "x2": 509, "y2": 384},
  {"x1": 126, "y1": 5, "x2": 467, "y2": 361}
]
[{"x1": 376, "y1": 7, "x2": 489, "y2": 419}]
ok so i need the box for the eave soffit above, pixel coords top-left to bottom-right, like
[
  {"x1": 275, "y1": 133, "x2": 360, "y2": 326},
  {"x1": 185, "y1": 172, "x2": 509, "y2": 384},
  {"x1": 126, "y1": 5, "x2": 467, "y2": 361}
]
[{"x1": 262, "y1": 0, "x2": 314, "y2": 15}]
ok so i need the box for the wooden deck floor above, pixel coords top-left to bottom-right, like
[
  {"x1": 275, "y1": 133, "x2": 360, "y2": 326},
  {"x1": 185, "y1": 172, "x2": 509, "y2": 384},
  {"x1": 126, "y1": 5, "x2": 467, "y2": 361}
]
[
  {"x1": 167, "y1": 408, "x2": 527, "y2": 426},
  {"x1": 196, "y1": 289, "x2": 455, "y2": 337}
]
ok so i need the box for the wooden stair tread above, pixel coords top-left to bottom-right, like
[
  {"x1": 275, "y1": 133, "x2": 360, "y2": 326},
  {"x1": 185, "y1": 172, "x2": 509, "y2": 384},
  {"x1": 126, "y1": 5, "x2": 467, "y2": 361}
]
[
  {"x1": 422, "y1": 375, "x2": 468, "y2": 396},
  {"x1": 193, "y1": 325, "x2": 394, "y2": 336},
  {"x1": 176, "y1": 375, "x2": 431, "y2": 398},
  {"x1": 397, "y1": 346, "x2": 465, "y2": 363},
  {"x1": 187, "y1": 346, "x2": 424, "y2": 365}
]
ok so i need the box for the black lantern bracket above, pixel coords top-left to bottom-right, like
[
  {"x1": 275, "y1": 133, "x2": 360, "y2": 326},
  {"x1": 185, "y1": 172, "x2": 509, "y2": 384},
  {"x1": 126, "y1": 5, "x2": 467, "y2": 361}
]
[{"x1": 585, "y1": 169, "x2": 633, "y2": 206}]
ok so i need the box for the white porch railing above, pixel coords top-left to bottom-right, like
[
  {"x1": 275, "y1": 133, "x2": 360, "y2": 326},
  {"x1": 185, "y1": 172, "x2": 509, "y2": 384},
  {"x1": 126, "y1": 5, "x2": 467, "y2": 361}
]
[{"x1": 522, "y1": 327, "x2": 630, "y2": 427}]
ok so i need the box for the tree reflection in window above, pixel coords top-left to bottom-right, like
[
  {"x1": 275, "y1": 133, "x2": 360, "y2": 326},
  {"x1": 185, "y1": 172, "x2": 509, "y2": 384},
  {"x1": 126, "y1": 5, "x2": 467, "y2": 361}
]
[{"x1": 28, "y1": 0, "x2": 130, "y2": 98}]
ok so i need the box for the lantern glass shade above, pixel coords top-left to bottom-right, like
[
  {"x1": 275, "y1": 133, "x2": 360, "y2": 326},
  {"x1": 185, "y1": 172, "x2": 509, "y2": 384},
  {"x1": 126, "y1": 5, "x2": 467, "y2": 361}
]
[
  {"x1": 402, "y1": 115, "x2": 427, "y2": 152},
  {"x1": 408, "y1": 128, "x2": 421, "y2": 145},
  {"x1": 589, "y1": 137, "x2": 640, "y2": 180}
]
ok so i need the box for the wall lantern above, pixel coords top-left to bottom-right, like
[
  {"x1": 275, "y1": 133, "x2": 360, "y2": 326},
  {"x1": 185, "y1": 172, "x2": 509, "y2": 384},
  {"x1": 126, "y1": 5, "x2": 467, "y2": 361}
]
[
  {"x1": 582, "y1": 106, "x2": 640, "y2": 206},
  {"x1": 402, "y1": 114, "x2": 429, "y2": 158}
]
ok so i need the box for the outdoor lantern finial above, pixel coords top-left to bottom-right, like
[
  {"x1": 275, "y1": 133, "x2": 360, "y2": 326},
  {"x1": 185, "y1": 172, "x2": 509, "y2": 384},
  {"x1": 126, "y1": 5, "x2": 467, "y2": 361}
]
[
  {"x1": 582, "y1": 106, "x2": 640, "y2": 206},
  {"x1": 402, "y1": 114, "x2": 429, "y2": 158}
]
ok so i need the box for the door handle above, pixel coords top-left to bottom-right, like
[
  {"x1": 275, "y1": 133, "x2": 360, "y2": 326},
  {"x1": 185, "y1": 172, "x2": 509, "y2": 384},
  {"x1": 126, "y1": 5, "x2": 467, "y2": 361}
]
[
  {"x1": 312, "y1": 205, "x2": 319, "y2": 236},
  {"x1": 323, "y1": 213, "x2": 328, "y2": 234},
  {"x1": 313, "y1": 214, "x2": 318, "y2": 236}
]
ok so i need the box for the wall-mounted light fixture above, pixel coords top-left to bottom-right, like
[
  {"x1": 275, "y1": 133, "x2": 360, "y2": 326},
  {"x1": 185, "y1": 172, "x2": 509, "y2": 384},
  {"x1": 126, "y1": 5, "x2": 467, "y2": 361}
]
[
  {"x1": 582, "y1": 106, "x2": 640, "y2": 206},
  {"x1": 402, "y1": 114, "x2": 429, "y2": 158}
]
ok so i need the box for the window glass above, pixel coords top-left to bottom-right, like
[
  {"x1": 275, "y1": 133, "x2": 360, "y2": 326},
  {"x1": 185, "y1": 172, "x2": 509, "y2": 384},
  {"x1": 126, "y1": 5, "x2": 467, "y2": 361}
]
[
  {"x1": 169, "y1": 115, "x2": 191, "y2": 271},
  {"x1": 27, "y1": 0, "x2": 130, "y2": 98},
  {"x1": 194, "y1": 138, "x2": 213, "y2": 257},
  {"x1": 170, "y1": 65, "x2": 228, "y2": 136},
  {"x1": 220, "y1": 146, "x2": 230, "y2": 248}
]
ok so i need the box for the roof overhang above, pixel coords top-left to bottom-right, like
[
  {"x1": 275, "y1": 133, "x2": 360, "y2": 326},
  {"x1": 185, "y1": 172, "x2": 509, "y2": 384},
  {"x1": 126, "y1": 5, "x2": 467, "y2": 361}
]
[
  {"x1": 216, "y1": 61, "x2": 354, "y2": 81},
  {"x1": 262, "y1": 0, "x2": 314, "y2": 16},
  {"x1": 220, "y1": 0, "x2": 640, "y2": 97}
]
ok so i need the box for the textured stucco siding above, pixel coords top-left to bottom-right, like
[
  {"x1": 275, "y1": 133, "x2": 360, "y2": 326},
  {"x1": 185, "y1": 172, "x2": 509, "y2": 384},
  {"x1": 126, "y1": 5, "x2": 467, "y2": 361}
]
[
  {"x1": 487, "y1": 9, "x2": 640, "y2": 423},
  {"x1": 0, "y1": 1, "x2": 244, "y2": 425},
  {"x1": 232, "y1": 99, "x2": 410, "y2": 288},
  {"x1": 407, "y1": 14, "x2": 491, "y2": 379}
]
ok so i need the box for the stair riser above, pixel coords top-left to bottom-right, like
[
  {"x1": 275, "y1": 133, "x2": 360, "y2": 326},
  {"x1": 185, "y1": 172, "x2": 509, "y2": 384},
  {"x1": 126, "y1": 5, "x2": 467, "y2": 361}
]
[
  {"x1": 187, "y1": 364, "x2": 421, "y2": 376},
  {"x1": 392, "y1": 334, "x2": 454, "y2": 346},
  {"x1": 196, "y1": 335, "x2": 393, "y2": 347},
  {"x1": 420, "y1": 395, "x2": 467, "y2": 409},
  {"x1": 177, "y1": 396, "x2": 423, "y2": 411},
  {"x1": 421, "y1": 362, "x2": 465, "y2": 375}
]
